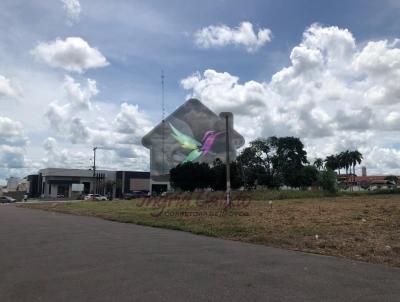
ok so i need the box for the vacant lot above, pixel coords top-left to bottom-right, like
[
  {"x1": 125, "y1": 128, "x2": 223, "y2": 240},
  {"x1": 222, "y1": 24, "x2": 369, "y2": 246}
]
[{"x1": 20, "y1": 194, "x2": 400, "y2": 267}]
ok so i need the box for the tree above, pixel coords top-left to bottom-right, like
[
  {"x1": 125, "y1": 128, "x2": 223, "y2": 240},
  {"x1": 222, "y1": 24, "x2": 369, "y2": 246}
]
[
  {"x1": 170, "y1": 162, "x2": 213, "y2": 191},
  {"x1": 350, "y1": 150, "x2": 363, "y2": 179},
  {"x1": 271, "y1": 136, "x2": 308, "y2": 188},
  {"x1": 341, "y1": 151, "x2": 352, "y2": 175},
  {"x1": 324, "y1": 155, "x2": 338, "y2": 172},
  {"x1": 300, "y1": 165, "x2": 319, "y2": 188},
  {"x1": 313, "y1": 158, "x2": 324, "y2": 171},
  {"x1": 237, "y1": 138, "x2": 275, "y2": 188},
  {"x1": 239, "y1": 136, "x2": 309, "y2": 188},
  {"x1": 317, "y1": 169, "x2": 337, "y2": 193},
  {"x1": 210, "y1": 159, "x2": 243, "y2": 191},
  {"x1": 337, "y1": 152, "x2": 345, "y2": 175},
  {"x1": 385, "y1": 175, "x2": 398, "y2": 185}
]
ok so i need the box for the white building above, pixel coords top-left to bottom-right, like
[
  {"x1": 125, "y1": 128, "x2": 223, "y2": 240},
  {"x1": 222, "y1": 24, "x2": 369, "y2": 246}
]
[
  {"x1": 6, "y1": 177, "x2": 20, "y2": 191},
  {"x1": 38, "y1": 168, "x2": 116, "y2": 199},
  {"x1": 28, "y1": 168, "x2": 150, "y2": 199}
]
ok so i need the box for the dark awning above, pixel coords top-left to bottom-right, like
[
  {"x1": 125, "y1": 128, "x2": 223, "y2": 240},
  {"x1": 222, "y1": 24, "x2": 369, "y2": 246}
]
[{"x1": 47, "y1": 179, "x2": 81, "y2": 185}]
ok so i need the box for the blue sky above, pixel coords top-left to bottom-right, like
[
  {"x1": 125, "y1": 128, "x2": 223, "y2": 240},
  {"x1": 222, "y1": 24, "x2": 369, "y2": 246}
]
[{"x1": 1, "y1": 0, "x2": 400, "y2": 183}]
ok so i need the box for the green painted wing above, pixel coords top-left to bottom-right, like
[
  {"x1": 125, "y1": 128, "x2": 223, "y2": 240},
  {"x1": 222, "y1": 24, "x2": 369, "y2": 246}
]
[
  {"x1": 183, "y1": 149, "x2": 202, "y2": 163},
  {"x1": 169, "y1": 123, "x2": 201, "y2": 150}
]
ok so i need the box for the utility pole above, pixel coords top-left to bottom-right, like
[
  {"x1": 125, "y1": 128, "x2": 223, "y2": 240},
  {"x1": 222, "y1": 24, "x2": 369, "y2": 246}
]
[
  {"x1": 93, "y1": 147, "x2": 97, "y2": 200},
  {"x1": 219, "y1": 112, "x2": 233, "y2": 207}
]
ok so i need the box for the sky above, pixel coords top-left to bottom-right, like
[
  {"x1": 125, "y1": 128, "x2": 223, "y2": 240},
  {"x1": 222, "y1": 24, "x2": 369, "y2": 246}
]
[{"x1": 1, "y1": 0, "x2": 400, "y2": 183}]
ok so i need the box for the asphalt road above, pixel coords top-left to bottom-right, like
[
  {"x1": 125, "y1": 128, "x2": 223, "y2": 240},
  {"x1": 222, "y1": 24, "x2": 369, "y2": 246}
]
[{"x1": 0, "y1": 205, "x2": 399, "y2": 302}]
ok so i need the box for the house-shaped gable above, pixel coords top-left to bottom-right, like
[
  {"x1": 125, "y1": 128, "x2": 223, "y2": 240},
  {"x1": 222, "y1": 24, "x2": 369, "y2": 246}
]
[{"x1": 142, "y1": 99, "x2": 245, "y2": 179}]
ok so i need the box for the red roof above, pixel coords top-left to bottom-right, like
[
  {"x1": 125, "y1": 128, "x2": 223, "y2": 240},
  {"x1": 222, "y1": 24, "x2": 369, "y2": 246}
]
[
  {"x1": 355, "y1": 176, "x2": 388, "y2": 182},
  {"x1": 339, "y1": 175, "x2": 398, "y2": 184}
]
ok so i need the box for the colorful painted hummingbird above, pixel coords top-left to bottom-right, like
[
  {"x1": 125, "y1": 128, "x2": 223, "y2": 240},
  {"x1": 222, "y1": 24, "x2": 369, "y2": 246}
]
[{"x1": 169, "y1": 123, "x2": 222, "y2": 163}]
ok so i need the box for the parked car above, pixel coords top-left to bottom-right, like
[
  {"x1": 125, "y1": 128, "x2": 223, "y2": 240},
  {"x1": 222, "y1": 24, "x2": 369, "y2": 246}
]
[
  {"x1": 124, "y1": 191, "x2": 150, "y2": 199},
  {"x1": 84, "y1": 194, "x2": 108, "y2": 201},
  {"x1": 0, "y1": 196, "x2": 16, "y2": 203},
  {"x1": 57, "y1": 194, "x2": 65, "y2": 198}
]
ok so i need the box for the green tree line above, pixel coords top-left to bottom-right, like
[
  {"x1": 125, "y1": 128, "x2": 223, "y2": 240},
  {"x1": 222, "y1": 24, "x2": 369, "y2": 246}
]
[{"x1": 170, "y1": 136, "x2": 363, "y2": 193}]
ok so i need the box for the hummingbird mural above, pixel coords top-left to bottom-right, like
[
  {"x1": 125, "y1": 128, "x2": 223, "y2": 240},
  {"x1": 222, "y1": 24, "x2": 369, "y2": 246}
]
[{"x1": 169, "y1": 123, "x2": 222, "y2": 163}]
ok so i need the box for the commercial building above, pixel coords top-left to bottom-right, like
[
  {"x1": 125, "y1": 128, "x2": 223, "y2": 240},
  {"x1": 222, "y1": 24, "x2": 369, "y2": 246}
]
[
  {"x1": 115, "y1": 171, "x2": 150, "y2": 197},
  {"x1": 27, "y1": 168, "x2": 150, "y2": 199}
]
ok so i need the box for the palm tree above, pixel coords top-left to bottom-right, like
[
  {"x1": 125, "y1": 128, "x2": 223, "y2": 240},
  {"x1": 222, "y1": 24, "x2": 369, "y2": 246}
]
[
  {"x1": 336, "y1": 153, "x2": 344, "y2": 175},
  {"x1": 336, "y1": 151, "x2": 353, "y2": 189},
  {"x1": 339, "y1": 151, "x2": 353, "y2": 176},
  {"x1": 350, "y1": 150, "x2": 363, "y2": 186},
  {"x1": 324, "y1": 155, "x2": 338, "y2": 172},
  {"x1": 344, "y1": 151, "x2": 352, "y2": 175},
  {"x1": 313, "y1": 158, "x2": 324, "y2": 171}
]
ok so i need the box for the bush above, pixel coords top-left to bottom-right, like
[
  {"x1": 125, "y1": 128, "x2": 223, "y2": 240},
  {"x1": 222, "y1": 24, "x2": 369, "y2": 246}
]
[
  {"x1": 300, "y1": 165, "x2": 319, "y2": 188},
  {"x1": 318, "y1": 169, "x2": 337, "y2": 193},
  {"x1": 170, "y1": 162, "x2": 213, "y2": 191}
]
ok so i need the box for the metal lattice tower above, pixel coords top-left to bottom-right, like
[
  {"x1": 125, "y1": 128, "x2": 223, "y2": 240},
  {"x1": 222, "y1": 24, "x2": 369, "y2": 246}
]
[{"x1": 161, "y1": 70, "x2": 165, "y2": 175}]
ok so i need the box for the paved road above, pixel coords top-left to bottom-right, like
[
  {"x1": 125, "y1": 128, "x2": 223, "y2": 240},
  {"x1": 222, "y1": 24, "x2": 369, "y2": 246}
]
[{"x1": 0, "y1": 205, "x2": 399, "y2": 302}]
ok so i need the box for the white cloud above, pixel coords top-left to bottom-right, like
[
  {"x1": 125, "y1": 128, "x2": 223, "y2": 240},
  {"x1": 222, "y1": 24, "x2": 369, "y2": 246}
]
[
  {"x1": 0, "y1": 116, "x2": 28, "y2": 146},
  {"x1": 0, "y1": 116, "x2": 28, "y2": 172},
  {"x1": 0, "y1": 75, "x2": 21, "y2": 98},
  {"x1": 32, "y1": 37, "x2": 109, "y2": 73},
  {"x1": 301, "y1": 24, "x2": 356, "y2": 66},
  {"x1": 181, "y1": 69, "x2": 268, "y2": 115},
  {"x1": 63, "y1": 75, "x2": 98, "y2": 111},
  {"x1": 0, "y1": 145, "x2": 25, "y2": 169},
  {"x1": 86, "y1": 102, "x2": 152, "y2": 148},
  {"x1": 183, "y1": 23, "x2": 400, "y2": 173},
  {"x1": 361, "y1": 146, "x2": 400, "y2": 173},
  {"x1": 44, "y1": 76, "x2": 152, "y2": 165},
  {"x1": 114, "y1": 103, "x2": 150, "y2": 134},
  {"x1": 45, "y1": 75, "x2": 98, "y2": 142},
  {"x1": 194, "y1": 22, "x2": 272, "y2": 52},
  {"x1": 42, "y1": 137, "x2": 88, "y2": 168},
  {"x1": 61, "y1": 0, "x2": 81, "y2": 24},
  {"x1": 353, "y1": 40, "x2": 400, "y2": 105}
]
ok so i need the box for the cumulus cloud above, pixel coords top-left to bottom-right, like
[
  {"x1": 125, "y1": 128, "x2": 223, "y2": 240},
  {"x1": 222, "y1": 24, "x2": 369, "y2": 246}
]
[
  {"x1": 0, "y1": 75, "x2": 21, "y2": 99},
  {"x1": 44, "y1": 76, "x2": 152, "y2": 166},
  {"x1": 86, "y1": 102, "x2": 152, "y2": 148},
  {"x1": 183, "y1": 23, "x2": 400, "y2": 173},
  {"x1": 181, "y1": 69, "x2": 268, "y2": 115},
  {"x1": 31, "y1": 37, "x2": 109, "y2": 72},
  {"x1": 194, "y1": 22, "x2": 272, "y2": 52},
  {"x1": 0, "y1": 116, "x2": 28, "y2": 171},
  {"x1": 0, "y1": 116, "x2": 28, "y2": 146},
  {"x1": 61, "y1": 0, "x2": 81, "y2": 24},
  {"x1": 361, "y1": 146, "x2": 400, "y2": 172},
  {"x1": 45, "y1": 75, "x2": 98, "y2": 142},
  {"x1": 0, "y1": 145, "x2": 25, "y2": 169},
  {"x1": 114, "y1": 103, "x2": 149, "y2": 133},
  {"x1": 42, "y1": 137, "x2": 87, "y2": 168},
  {"x1": 63, "y1": 75, "x2": 97, "y2": 111},
  {"x1": 354, "y1": 40, "x2": 400, "y2": 105}
]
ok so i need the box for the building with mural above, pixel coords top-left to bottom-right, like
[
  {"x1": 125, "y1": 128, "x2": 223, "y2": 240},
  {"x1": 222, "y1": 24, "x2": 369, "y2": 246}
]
[{"x1": 142, "y1": 98, "x2": 245, "y2": 193}]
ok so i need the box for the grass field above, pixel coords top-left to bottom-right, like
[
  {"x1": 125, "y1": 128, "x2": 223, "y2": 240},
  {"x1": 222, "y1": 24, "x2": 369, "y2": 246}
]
[{"x1": 20, "y1": 193, "x2": 400, "y2": 267}]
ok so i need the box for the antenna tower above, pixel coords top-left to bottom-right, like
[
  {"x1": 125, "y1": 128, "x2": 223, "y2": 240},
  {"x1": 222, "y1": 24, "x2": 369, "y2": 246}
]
[{"x1": 161, "y1": 70, "x2": 165, "y2": 175}]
